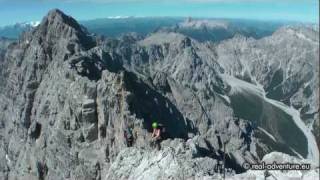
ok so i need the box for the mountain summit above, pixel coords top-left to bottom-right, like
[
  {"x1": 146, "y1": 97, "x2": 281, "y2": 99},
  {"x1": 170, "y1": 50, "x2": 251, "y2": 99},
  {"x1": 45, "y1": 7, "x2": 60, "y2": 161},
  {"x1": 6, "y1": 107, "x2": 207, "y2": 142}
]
[
  {"x1": 44, "y1": 9, "x2": 82, "y2": 29},
  {"x1": 31, "y1": 8, "x2": 95, "y2": 50}
]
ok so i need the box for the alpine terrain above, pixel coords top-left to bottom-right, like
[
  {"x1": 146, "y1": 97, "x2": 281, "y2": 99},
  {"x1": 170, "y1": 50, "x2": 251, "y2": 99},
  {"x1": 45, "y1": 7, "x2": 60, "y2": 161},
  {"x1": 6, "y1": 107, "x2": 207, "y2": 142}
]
[{"x1": 0, "y1": 9, "x2": 319, "y2": 180}]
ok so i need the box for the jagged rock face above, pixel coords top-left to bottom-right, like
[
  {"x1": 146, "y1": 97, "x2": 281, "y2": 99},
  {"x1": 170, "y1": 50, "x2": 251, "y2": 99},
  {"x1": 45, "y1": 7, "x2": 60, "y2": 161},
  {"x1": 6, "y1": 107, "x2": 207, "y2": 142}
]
[
  {"x1": 0, "y1": 37, "x2": 15, "y2": 92},
  {"x1": 102, "y1": 32, "x2": 260, "y2": 167},
  {"x1": 34, "y1": 9, "x2": 95, "y2": 51},
  {"x1": 0, "y1": 9, "x2": 105, "y2": 180},
  {"x1": 216, "y1": 26, "x2": 319, "y2": 108},
  {"x1": 0, "y1": 9, "x2": 318, "y2": 180},
  {"x1": 215, "y1": 26, "x2": 320, "y2": 152},
  {"x1": 105, "y1": 139, "x2": 223, "y2": 180}
]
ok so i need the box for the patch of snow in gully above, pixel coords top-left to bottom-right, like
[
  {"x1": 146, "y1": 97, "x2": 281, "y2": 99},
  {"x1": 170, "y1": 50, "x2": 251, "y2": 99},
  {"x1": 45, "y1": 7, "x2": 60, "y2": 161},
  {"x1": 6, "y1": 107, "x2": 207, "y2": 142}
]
[{"x1": 257, "y1": 127, "x2": 277, "y2": 143}]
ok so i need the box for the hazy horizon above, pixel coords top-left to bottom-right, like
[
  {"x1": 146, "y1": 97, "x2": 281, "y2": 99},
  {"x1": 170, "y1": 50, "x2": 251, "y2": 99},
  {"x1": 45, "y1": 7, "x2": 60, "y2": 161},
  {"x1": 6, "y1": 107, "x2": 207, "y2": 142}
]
[{"x1": 0, "y1": 0, "x2": 318, "y2": 26}]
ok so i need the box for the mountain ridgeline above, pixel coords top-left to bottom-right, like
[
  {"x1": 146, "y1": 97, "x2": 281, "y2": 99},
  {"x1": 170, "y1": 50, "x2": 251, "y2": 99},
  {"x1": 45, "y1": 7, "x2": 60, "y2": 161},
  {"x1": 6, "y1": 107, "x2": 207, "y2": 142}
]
[
  {"x1": 0, "y1": 9, "x2": 318, "y2": 179},
  {"x1": 1, "y1": 15, "x2": 291, "y2": 42}
]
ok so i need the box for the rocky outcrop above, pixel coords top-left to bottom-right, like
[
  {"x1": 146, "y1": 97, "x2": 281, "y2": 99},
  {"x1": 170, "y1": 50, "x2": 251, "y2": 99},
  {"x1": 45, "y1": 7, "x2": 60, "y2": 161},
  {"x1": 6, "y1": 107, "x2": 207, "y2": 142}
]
[
  {"x1": 106, "y1": 143, "x2": 320, "y2": 180},
  {"x1": 106, "y1": 138, "x2": 222, "y2": 180}
]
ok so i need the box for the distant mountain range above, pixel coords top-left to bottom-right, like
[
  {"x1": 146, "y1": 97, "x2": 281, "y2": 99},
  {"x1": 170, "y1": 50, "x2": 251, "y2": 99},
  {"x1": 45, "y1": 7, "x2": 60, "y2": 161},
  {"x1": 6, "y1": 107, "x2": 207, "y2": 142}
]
[
  {"x1": 0, "y1": 21, "x2": 40, "y2": 39},
  {"x1": 0, "y1": 17, "x2": 306, "y2": 42}
]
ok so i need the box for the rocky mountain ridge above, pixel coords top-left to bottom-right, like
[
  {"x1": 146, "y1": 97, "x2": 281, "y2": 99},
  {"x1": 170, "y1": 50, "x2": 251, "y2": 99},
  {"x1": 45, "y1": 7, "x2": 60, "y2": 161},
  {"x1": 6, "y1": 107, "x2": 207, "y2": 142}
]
[{"x1": 0, "y1": 9, "x2": 318, "y2": 180}]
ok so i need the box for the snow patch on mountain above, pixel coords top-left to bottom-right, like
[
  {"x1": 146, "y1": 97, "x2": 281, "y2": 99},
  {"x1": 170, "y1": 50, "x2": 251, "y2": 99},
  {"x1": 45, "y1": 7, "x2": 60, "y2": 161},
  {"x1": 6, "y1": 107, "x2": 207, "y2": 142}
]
[
  {"x1": 285, "y1": 28, "x2": 317, "y2": 44},
  {"x1": 107, "y1": 16, "x2": 131, "y2": 19},
  {"x1": 179, "y1": 18, "x2": 229, "y2": 29},
  {"x1": 258, "y1": 127, "x2": 277, "y2": 143},
  {"x1": 222, "y1": 74, "x2": 264, "y2": 96},
  {"x1": 16, "y1": 21, "x2": 40, "y2": 28}
]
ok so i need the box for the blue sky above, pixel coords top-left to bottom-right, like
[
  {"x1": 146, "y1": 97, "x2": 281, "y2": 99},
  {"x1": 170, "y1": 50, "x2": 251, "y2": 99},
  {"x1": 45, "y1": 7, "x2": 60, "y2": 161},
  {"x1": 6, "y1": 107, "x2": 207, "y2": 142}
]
[{"x1": 0, "y1": 0, "x2": 318, "y2": 26}]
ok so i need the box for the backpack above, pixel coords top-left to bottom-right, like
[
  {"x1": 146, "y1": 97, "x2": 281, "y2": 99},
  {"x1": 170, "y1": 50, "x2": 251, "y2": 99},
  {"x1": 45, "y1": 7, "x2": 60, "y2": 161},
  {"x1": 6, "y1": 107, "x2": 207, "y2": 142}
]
[{"x1": 158, "y1": 124, "x2": 167, "y2": 138}]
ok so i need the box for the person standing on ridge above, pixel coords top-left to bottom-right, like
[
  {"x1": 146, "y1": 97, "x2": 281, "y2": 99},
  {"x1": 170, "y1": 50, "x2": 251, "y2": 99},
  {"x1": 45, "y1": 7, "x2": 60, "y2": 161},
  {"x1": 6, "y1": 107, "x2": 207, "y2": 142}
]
[{"x1": 151, "y1": 122, "x2": 162, "y2": 150}]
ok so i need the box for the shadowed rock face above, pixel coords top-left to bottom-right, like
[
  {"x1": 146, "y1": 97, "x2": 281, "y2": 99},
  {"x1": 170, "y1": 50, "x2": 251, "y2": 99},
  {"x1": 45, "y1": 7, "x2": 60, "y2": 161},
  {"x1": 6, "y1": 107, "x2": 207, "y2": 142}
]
[
  {"x1": 0, "y1": 9, "x2": 318, "y2": 180},
  {"x1": 0, "y1": 37, "x2": 15, "y2": 92},
  {"x1": 123, "y1": 71, "x2": 191, "y2": 138}
]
